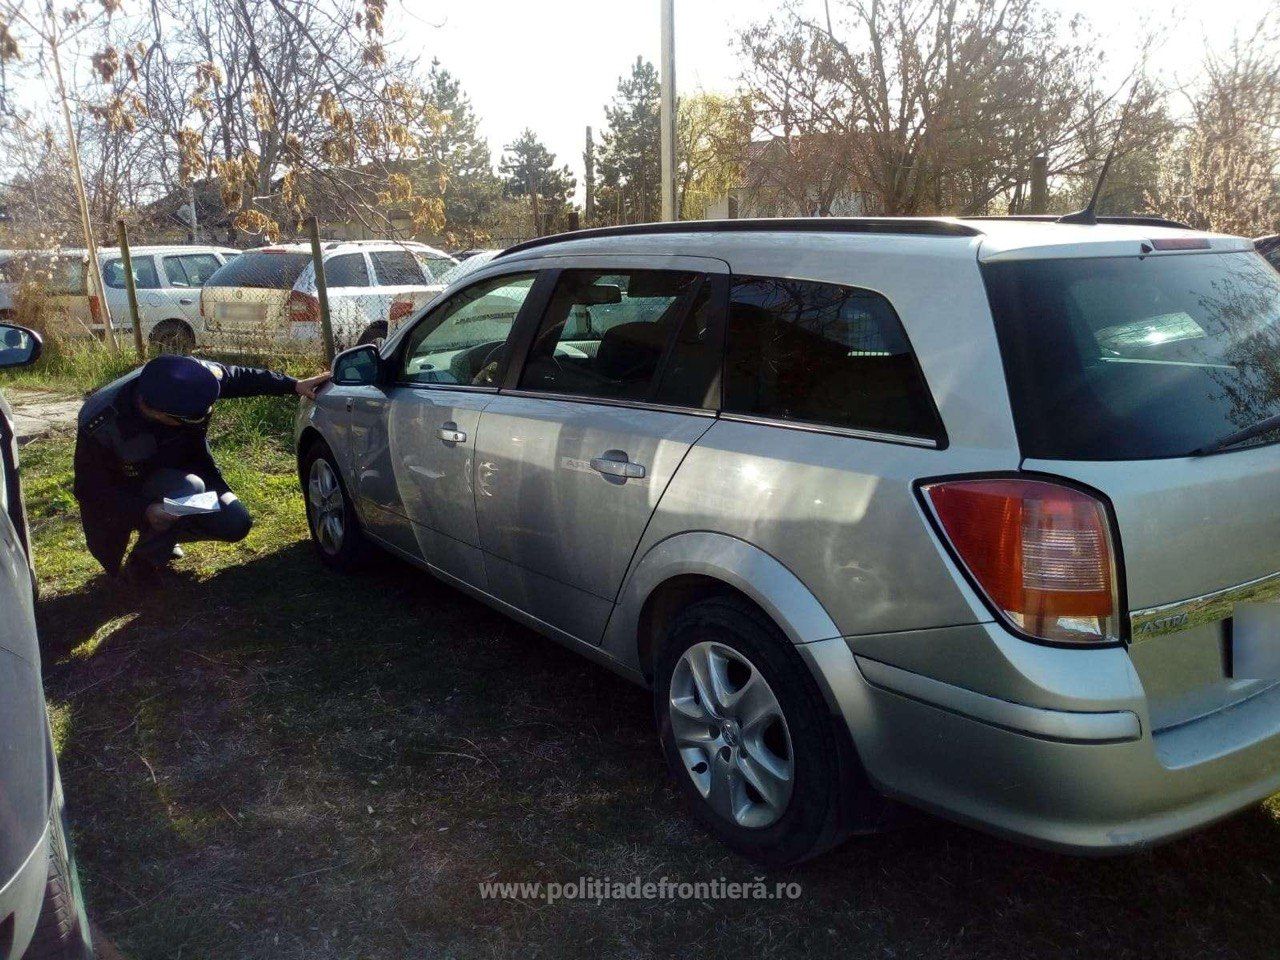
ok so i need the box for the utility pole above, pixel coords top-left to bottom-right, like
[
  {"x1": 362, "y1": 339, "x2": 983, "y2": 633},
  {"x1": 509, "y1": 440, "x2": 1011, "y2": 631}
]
[
  {"x1": 1028, "y1": 155, "x2": 1048, "y2": 214},
  {"x1": 659, "y1": 0, "x2": 677, "y2": 222},
  {"x1": 530, "y1": 165, "x2": 542, "y2": 238},
  {"x1": 584, "y1": 126, "x2": 596, "y2": 225},
  {"x1": 46, "y1": 10, "x2": 116, "y2": 350},
  {"x1": 187, "y1": 183, "x2": 200, "y2": 242}
]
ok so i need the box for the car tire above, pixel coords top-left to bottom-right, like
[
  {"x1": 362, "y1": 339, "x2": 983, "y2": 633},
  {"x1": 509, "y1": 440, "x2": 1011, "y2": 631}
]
[
  {"x1": 357, "y1": 321, "x2": 387, "y2": 347},
  {"x1": 148, "y1": 319, "x2": 196, "y2": 355},
  {"x1": 26, "y1": 812, "x2": 92, "y2": 960},
  {"x1": 654, "y1": 595, "x2": 876, "y2": 868},
  {"x1": 301, "y1": 439, "x2": 365, "y2": 570}
]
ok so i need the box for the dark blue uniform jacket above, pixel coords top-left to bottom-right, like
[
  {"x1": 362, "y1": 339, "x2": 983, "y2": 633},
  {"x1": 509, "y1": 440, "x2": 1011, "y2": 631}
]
[{"x1": 73, "y1": 360, "x2": 297, "y2": 573}]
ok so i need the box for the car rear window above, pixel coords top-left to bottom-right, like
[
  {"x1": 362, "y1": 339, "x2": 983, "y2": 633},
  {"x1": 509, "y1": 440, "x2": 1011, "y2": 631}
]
[
  {"x1": 205, "y1": 251, "x2": 311, "y2": 289},
  {"x1": 723, "y1": 276, "x2": 944, "y2": 441},
  {"x1": 983, "y1": 251, "x2": 1280, "y2": 460}
]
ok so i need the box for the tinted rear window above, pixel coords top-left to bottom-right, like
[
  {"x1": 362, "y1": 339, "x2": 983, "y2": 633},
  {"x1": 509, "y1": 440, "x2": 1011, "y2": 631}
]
[
  {"x1": 371, "y1": 250, "x2": 426, "y2": 285},
  {"x1": 723, "y1": 276, "x2": 943, "y2": 441},
  {"x1": 983, "y1": 251, "x2": 1280, "y2": 460},
  {"x1": 206, "y1": 252, "x2": 310, "y2": 289}
]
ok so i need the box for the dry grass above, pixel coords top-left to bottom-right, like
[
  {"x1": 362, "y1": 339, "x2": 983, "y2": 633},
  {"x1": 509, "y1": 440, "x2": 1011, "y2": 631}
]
[{"x1": 17, "y1": 391, "x2": 1280, "y2": 959}]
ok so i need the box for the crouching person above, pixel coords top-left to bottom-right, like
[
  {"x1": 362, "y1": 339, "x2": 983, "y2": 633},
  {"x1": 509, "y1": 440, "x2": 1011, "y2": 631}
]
[{"x1": 73, "y1": 355, "x2": 329, "y2": 581}]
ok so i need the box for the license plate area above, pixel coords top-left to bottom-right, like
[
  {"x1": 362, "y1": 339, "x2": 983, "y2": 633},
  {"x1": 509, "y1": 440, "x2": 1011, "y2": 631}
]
[{"x1": 1229, "y1": 602, "x2": 1280, "y2": 679}]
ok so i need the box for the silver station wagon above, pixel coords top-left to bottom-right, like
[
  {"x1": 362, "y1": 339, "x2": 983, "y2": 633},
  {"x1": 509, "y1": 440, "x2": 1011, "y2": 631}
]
[{"x1": 296, "y1": 217, "x2": 1280, "y2": 866}]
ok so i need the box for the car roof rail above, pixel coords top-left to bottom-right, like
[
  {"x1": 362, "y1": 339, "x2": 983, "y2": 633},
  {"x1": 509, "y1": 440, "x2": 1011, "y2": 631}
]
[
  {"x1": 965, "y1": 214, "x2": 1195, "y2": 230},
  {"x1": 495, "y1": 217, "x2": 983, "y2": 259}
]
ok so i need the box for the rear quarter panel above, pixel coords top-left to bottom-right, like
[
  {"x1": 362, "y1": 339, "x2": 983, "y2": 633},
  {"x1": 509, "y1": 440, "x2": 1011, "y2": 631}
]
[{"x1": 633, "y1": 419, "x2": 1011, "y2": 641}]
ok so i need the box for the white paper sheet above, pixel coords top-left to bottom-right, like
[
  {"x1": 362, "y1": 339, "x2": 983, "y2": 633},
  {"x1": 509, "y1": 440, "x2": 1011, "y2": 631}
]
[{"x1": 161, "y1": 491, "x2": 222, "y2": 517}]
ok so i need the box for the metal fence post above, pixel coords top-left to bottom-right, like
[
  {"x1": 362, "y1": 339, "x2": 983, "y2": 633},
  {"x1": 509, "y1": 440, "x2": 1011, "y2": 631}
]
[
  {"x1": 307, "y1": 216, "x2": 336, "y2": 361},
  {"x1": 117, "y1": 219, "x2": 146, "y2": 360}
]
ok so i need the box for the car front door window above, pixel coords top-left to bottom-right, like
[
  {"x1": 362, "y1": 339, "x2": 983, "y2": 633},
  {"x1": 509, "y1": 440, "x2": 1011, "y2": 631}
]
[{"x1": 399, "y1": 274, "x2": 537, "y2": 387}]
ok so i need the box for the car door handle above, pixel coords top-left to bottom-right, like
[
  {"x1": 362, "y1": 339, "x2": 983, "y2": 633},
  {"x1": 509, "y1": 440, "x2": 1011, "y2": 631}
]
[
  {"x1": 179, "y1": 297, "x2": 194, "y2": 305},
  {"x1": 438, "y1": 422, "x2": 467, "y2": 444},
  {"x1": 590, "y1": 454, "x2": 645, "y2": 479}
]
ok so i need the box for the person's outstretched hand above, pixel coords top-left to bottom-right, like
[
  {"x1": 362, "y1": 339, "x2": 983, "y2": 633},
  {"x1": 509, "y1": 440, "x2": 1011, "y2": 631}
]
[{"x1": 295, "y1": 372, "x2": 332, "y2": 400}]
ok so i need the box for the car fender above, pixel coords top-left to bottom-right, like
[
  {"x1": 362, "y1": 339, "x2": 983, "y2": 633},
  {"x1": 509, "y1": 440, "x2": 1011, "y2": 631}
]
[{"x1": 602, "y1": 530, "x2": 842, "y2": 671}]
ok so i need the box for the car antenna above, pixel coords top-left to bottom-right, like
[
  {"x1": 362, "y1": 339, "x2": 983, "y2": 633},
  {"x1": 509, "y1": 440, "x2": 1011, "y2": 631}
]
[{"x1": 1058, "y1": 79, "x2": 1142, "y2": 226}]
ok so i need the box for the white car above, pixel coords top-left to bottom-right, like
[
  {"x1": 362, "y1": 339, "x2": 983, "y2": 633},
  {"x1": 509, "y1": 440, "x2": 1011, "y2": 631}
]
[
  {"x1": 199, "y1": 240, "x2": 456, "y2": 350},
  {"x1": 0, "y1": 245, "x2": 240, "y2": 352}
]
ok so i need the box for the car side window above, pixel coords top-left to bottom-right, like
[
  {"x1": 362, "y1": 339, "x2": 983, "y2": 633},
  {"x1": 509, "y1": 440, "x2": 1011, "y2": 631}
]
[
  {"x1": 103, "y1": 256, "x2": 160, "y2": 290},
  {"x1": 370, "y1": 250, "x2": 426, "y2": 286},
  {"x1": 399, "y1": 273, "x2": 536, "y2": 386},
  {"x1": 326, "y1": 253, "x2": 370, "y2": 288},
  {"x1": 517, "y1": 269, "x2": 712, "y2": 405},
  {"x1": 164, "y1": 253, "x2": 222, "y2": 287},
  {"x1": 723, "y1": 276, "x2": 943, "y2": 440}
]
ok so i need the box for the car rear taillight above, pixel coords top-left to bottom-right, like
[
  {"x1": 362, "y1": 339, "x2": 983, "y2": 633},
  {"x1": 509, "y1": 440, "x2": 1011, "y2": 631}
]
[
  {"x1": 287, "y1": 289, "x2": 320, "y2": 325},
  {"x1": 921, "y1": 478, "x2": 1122, "y2": 645},
  {"x1": 388, "y1": 298, "x2": 413, "y2": 329}
]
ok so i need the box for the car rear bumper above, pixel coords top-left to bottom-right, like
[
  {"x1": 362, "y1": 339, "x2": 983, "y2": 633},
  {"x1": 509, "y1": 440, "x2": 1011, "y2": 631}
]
[{"x1": 801, "y1": 627, "x2": 1280, "y2": 853}]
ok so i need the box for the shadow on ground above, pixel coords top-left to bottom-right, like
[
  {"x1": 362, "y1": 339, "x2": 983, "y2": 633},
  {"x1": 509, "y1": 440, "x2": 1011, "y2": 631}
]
[{"x1": 39, "y1": 540, "x2": 1280, "y2": 960}]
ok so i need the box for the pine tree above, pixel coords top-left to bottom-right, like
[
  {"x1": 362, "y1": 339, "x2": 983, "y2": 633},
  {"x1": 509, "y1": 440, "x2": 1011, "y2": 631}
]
[
  {"x1": 499, "y1": 129, "x2": 576, "y2": 235},
  {"x1": 415, "y1": 60, "x2": 501, "y2": 244},
  {"x1": 597, "y1": 57, "x2": 661, "y2": 224}
]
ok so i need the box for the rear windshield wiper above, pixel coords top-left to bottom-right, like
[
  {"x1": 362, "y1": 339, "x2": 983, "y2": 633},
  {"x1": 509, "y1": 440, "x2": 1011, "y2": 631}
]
[{"x1": 1192, "y1": 411, "x2": 1280, "y2": 456}]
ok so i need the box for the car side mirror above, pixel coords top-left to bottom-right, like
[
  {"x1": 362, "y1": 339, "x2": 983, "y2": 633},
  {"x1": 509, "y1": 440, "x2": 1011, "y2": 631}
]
[
  {"x1": 0, "y1": 323, "x2": 42, "y2": 369},
  {"x1": 331, "y1": 344, "x2": 381, "y2": 386}
]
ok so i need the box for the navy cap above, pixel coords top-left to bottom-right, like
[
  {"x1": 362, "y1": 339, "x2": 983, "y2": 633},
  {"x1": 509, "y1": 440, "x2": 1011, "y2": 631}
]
[{"x1": 136, "y1": 356, "x2": 221, "y2": 420}]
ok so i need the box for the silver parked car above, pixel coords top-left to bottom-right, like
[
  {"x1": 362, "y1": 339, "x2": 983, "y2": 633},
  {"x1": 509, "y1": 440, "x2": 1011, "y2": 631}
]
[
  {"x1": 0, "y1": 323, "x2": 94, "y2": 957},
  {"x1": 296, "y1": 217, "x2": 1280, "y2": 866}
]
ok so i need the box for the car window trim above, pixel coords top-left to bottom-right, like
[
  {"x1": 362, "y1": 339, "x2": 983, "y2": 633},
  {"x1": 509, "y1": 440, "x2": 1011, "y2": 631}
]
[
  {"x1": 390, "y1": 268, "x2": 549, "y2": 389},
  {"x1": 717, "y1": 411, "x2": 942, "y2": 449},
  {"x1": 497, "y1": 387, "x2": 718, "y2": 418}
]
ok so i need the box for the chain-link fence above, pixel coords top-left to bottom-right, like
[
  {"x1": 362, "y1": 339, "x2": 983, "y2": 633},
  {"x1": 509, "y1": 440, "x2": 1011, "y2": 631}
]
[{"x1": 0, "y1": 217, "x2": 512, "y2": 371}]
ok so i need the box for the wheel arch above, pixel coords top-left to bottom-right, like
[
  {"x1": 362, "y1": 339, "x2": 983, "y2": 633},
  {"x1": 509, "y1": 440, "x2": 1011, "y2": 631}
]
[
  {"x1": 149, "y1": 316, "x2": 194, "y2": 336},
  {"x1": 295, "y1": 424, "x2": 327, "y2": 482},
  {"x1": 603, "y1": 531, "x2": 842, "y2": 683}
]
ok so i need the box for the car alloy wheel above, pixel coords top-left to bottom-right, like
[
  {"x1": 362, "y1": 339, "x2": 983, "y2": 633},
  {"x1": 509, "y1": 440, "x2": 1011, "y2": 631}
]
[
  {"x1": 668, "y1": 640, "x2": 795, "y2": 829},
  {"x1": 308, "y1": 457, "x2": 345, "y2": 555}
]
